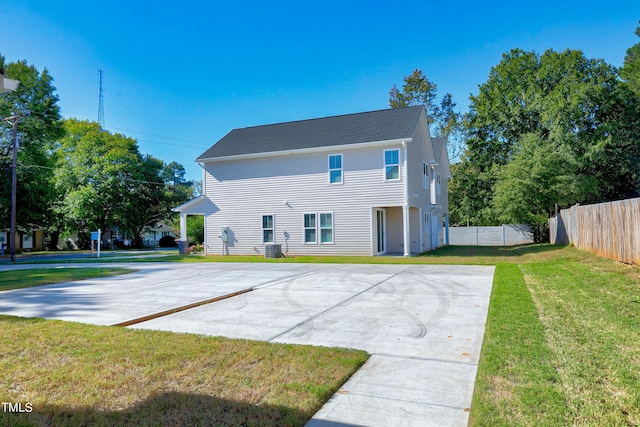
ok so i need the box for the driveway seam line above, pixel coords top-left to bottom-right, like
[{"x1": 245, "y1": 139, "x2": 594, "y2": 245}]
[
  {"x1": 370, "y1": 352, "x2": 480, "y2": 366},
  {"x1": 266, "y1": 265, "x2": 416, "y2": 342},
  {"x1": 111, "y1": 288, "x2": 253, "y2": 327},
  {"x1": 111, "y1": 270, "x2": 320, "y2": 327}
]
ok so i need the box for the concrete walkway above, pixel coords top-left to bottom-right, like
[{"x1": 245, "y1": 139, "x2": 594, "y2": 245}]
[{"x1": 0, "y1": 262, "x2": 495, "y2": 427}]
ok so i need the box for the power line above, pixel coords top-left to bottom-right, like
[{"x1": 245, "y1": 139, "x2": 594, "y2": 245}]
[
  {"x1": 15, "y1": 162, "x2": 177, "y2": 186},
  {"x1": 20, "y1": 110, "x2": 213, "y2": 149},
  {"x1": 104, "y1": 125, "x2": 211, "y2": 147}
]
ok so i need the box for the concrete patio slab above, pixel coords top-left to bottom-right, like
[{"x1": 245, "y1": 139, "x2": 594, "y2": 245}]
[{"x1": 0, "y1": 262, "x2": 495, "y2": 427}]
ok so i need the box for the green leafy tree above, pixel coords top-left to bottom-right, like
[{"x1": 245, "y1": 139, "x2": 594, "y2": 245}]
[
  {"x1": 186, "y1": 215, "x2": 204, "y2": 245},
  {"x1": 54, "y1": 119, "x2": 141, "y2": 242},
  {"x1": 0, "y1": 55, "x2": 64, "y2": 237},
  {"x1": 55, "y1": 120, "x2": 196, "y2": 248},
  {"x1": 389, "y1": 69, "x2": 438, "y2": 120},
  {"x1": 493, "y1": 134, "x2": 597, "y2": 241},
  {"x1": 452, "y1": 48, "x2": 640, "y2": 232},
  {"x1": 620, "y1": 22, "x2": 640, "y2": 97},
  {"x1": 389, "y1": 69, "x2": 463, "y2": 159},
  {"x1": 162, "y1": 160, "x2": 194, "y2": 205}
]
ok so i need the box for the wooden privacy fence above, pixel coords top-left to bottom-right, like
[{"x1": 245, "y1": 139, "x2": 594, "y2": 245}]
[
  {"x1": 449, "y1": 224, "x2": 533, "y2": 246},
  {"x1": 549, "y1": 197, "x2": 640, "y2": 265}
]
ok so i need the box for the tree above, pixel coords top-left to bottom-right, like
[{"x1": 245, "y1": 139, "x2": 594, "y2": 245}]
[
  {"x1": 162, "y1": 160, "x2": 194, "y2": 205},
  {"x1": 620, "y1": 22, "x2": 640, "y2": 97},
  {"x1": 493, "y1": 134, "x2": 597, "y2": 241},
  {"x1": 0, "y1": 55, "x2": 64, "y2": 237},
  {"x1": 186, "y1": 215, "x2": 204, "y2": 245},
  {"x1": 452, "y1": 48, "x2": 640, "y2": 232},
  {"x1": 54, "y1": 119, "x2": 196, "y2": 248},
  {"x1": 389, "y1": 69, "x2": 438, "y2": 121},
  {"x1": 54, "y1": 119, "x2": 142, "y2": 241},
  {"x1": 389, "y1": 69, "x2": 463, "y2": 159}
]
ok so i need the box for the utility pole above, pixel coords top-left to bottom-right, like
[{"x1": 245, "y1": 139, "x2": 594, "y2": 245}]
[
  {"x1": 9, "y1": 116, "x2": 19, "y2": 262},
  {"x1": 1, "y1": 71, "x2": 20, "y2": 262}
]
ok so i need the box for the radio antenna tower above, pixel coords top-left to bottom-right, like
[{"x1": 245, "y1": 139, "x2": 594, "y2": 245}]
[{"x1": 98, "y1": 68, "x2": 105, "y2": 129}]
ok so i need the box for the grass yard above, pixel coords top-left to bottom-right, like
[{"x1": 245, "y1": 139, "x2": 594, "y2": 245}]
[
  {"x1": 0, "y1": 268, "x2": 135, "y2": 291},
  {"x1": 468, "y1": 247, "x2": 640, "y2": 426},
  {"x1": 0, "y1": 317, "x2": 367, "y2": 427},
  {"x1": 1, "y1": 244, "x2": 638, "y2": 426}
]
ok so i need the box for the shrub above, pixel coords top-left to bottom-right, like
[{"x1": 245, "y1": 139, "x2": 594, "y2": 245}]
[{"x1": 159, "y1": 235, "x2": 178, "y2": 247}]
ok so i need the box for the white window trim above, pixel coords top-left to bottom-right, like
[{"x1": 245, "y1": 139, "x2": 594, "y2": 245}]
[
  {"x1": 383, "y1": 148, "x2": 401, "y2": 181},
  {"x1": 303, "y1": 213, "x2": 317, "y2": 244},
  {"x1": 303, "y1": 212, "x2": 335, "y2": 244},
  {"x1": 319, "y1": 212, "x2": 334, "y2": 244},
  {"x1": 262, "y1": 214, "x2": 275, "y2": 244},
  {"x1": 328, "y1": 154, "x2": 344, "y2": 185}
]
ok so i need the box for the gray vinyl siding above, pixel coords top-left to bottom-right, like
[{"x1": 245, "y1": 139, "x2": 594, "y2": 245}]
[
  {"x1": 198, "y1": 112, "x2": 447, "y2": 256},
  {"x1": 405, "y1": 116, "x2": 435, "y2": 252},
  {"x1": 203, "y1": 143, "x2": 406, "y2": 256}
]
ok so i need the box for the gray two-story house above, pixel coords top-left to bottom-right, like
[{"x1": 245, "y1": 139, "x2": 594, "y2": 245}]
[{"x1": 174, "y1": 105, "x2": 450, "y2": 256}]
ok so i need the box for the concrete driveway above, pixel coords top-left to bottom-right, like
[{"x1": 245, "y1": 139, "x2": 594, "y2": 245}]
[{"x1": 0, "y1": 262, "x2": 495, "y2": 427}]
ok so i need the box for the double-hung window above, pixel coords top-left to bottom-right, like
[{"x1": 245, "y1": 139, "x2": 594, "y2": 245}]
[
  {"x1": 384, "y1": 149, "x2": 400, "y2": 180},
  {"x1": 303, "y1": 212, "x2": 334, "y2": 244},
  {"x1": 320, "y1": 213, "x2": 333, "y2": 243},
  {"x1": 304, "y1": 213, "x2": 316, "y2": 243},
  {"x1": 328, "y1": 154, "x2": 343, "y2": 184},
  {"x1": 262, "y1": 215, "x2": 274, "y2": 243}
]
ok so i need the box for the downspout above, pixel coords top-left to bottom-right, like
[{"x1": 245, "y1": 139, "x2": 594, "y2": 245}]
[{"x1": 402, "y1": 140, "x2": 410, "y2": 257}]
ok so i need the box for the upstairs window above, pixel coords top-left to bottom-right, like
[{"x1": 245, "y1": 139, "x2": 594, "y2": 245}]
[
  {"x1": 384, "y1": 149, "x2": 400, "y2": 180},
  {"x1": 262, "y1": 215, "x2": 274, "y2": 243},
  {"x1": 423, "y1": 162, "x2": 428, "y2": 189},
  {"x1": 328, "y1": 154, "x2": 343, "y2": 184}
]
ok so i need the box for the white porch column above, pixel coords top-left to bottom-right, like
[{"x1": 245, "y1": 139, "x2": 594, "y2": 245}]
[
  {"x1": 179, "y1": 213, "x2": 188, "y2": 254},
  {"x1": 403, "y1": 205, "x2": 410, "y2": 257}
]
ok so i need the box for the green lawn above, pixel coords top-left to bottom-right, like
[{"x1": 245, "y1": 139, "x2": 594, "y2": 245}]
[
  {"x1": 469, "y1": 248, "x2": 640, "y2": 426},
  {"x1": 0, "y1": 317, "x2": 367, "y2": 427},
  {"x1": 1, "y1": 244, "x2": 638, "y2": 426},
  {"x1": 0, "y1": 268, "x2": 135, "y2": 291}
]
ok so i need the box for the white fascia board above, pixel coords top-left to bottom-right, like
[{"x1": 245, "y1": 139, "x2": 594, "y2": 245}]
[
  {"x1": 172, "y1": 195, "x2": 207, "y2": 213},
  {"x1": 197, "y1": 138, "x2": 412, "y2": 164}
]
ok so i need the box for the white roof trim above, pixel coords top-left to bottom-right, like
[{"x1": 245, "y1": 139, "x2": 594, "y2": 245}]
[
  {"x1": 172, "y1": 195, "x2": 207, "y2": 213},
  {"x1": 197, "y1": 138, "x2": 412, "y2": 163}
]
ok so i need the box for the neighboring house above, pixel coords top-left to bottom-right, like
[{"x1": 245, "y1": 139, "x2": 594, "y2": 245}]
[
  {"x1": 173, "y1": 105, "x2": 451, "y2": 256},
  {"x1": 1, "y1": 228, "x2": 45, "y2": 252},
  {"x1": 142, "y1": 223, "x2": 177, "y2": 247}
]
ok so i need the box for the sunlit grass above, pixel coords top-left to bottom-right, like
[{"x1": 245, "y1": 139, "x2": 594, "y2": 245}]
[
  {"x1": 0, "y1": 316, "x2": 367, "y2": 427},
  {"x1": 3, "y1": 244, "x2": 638, "y2": 425},
  {"x1": 470, "y1": 249, "x2": 640, "y2": 426},
  {"x1": 0, "y1": 268, "x2": 135, "y2": 291}
]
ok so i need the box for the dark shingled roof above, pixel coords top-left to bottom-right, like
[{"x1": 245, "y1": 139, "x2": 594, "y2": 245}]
[
  {"x1": 431, "y1": 137, "x2": 446, "y2": 162},
  {"x1": 197, "y1": 105, "x2": 425, "y2": 160}
]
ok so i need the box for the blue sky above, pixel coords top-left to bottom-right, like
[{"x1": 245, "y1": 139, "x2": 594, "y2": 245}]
[{"x1": 2, "y1": 1, "x2": 639, "y2": 181}]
